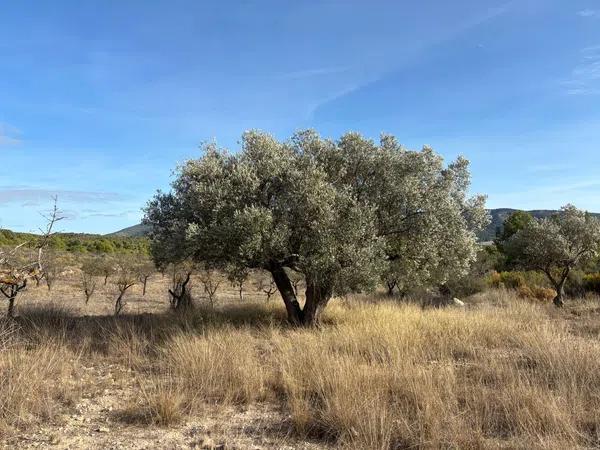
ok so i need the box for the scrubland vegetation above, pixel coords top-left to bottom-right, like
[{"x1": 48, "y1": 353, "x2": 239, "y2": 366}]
[
  {"x1": 2, "y1": 283, "x2": 600, "y2": 449},
  {"x1": 2, "y1": 131, "x2": 600, "y2": 448}
]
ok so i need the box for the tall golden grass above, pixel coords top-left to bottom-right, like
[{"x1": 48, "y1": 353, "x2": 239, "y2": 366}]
[{"x1": 2, "y1": 290, "x2": 600, "y2": 449}]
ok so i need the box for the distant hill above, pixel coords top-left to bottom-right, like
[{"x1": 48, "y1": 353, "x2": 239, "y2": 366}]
[
  {"x1": 107, "y1": 223, "x2": 151, "y2": 238},
  {"x1": 109, "y1": 208, "x2": 600, "y2": 242}
]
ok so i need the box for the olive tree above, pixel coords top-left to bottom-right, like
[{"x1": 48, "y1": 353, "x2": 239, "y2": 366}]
[
  {"x1": 80, "y1": 256, "x2": 103, "y2": 304},
  {"x1": 135, "y1": 257, "x2": 155, "y2": 296},
  {"x1": 111, "y1": 256, "x2": 137, "y2": 315},
  {"x1": 506, "y1": 205, "x2": 600, "y2": 307},
  {"x1": 144, "y1": 130, "x2": 487, "y2": 326}
]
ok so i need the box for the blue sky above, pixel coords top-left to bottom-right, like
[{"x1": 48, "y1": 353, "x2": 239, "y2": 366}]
[{"x1": 1, "y1": 0, "x2": 599, "y2": 234}]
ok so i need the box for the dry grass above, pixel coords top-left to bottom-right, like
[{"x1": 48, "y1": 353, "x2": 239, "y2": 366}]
[
  {"x1": 134, "y1": 291, "x2": 600, "y2": 449},
  {"x1": 0, "y1": 319, "x2": 78, "y2": 435},
  {"x1": 3, "y1": 281, "x2": 600, "y2": 448}
]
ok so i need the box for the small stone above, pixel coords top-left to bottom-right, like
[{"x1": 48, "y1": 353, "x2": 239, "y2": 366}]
[
  {"x1": 452, "y1": 298, "x2": 465, "y2": 307},
  {"x1": 95, "y1": 426, "x2": 110, "y2": 433}
]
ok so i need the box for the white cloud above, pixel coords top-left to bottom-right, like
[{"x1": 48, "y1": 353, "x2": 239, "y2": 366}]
[
  {"x1": 0, "y1": 188, "x2": 127, "y2": 205},
  {"x1": 578, "y1": 9, "x2": 600, "y2": 18},
  {"x1": 278, "y1": 66, "x2": 350, "y2": 80},
  {"x1": 564, "y1": 46, "x2": 600, "y2": 95}
]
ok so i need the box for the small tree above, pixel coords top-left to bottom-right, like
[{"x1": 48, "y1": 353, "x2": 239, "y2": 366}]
[
  {"x1": 198, "y1": 268, "x2": 221, "y2": 308},
  {"x1": 81, "y1": 272, "x2": 97, "y2": 304},
  {"x1": 80, "y1": 256, "x2": 102, "y2": 304},
  {"x1": 227, "y1": 267, "x2": 248, "y2": 302},
  {"x1": 255, "y1": 272, "x2": 277, "y2": 302},
  {"x1": 111, "y1": 257, "x2": 137, "y2": 315},
  {"x1": 506, "y1": 205, "x2": 600, "y2": 307},
  {"x1": 41, "y1": 249, "x2": 62, "y2": 291},
  {"x1": 135, "y1": 257, "x2": 155, "y2": 296},
  {"x1": 98, "y1": 256, "x2": 115, "y2": 285}
]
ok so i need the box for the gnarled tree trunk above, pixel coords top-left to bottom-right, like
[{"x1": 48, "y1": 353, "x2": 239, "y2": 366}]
[
  {"x1": 386, "y1": 279, "x2": 397, "y2": 296},
  {"x1": 553, "y1": 276, "x2": 568, "y2": 308},
  {"x1": 169, "y1": 272, "x2": 192, "y2": 311},
  {"x1": 269, "y1": 265, "x2": 332, "y2": 326},
  {"x1": 303, "y1": 278, "x2": 332, "y2": 325},
  {"x1": 270, "y1": 265, "x2": 303, "y2": 325}
]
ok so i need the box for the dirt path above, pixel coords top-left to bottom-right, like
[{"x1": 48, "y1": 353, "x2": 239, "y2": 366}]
[{"x1": 2, "y1": 361, "x2": 325, "y2": 450}]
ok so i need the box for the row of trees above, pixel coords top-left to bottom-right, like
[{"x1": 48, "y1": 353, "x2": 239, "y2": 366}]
[{"x1": 0, "y1": 229, "x2": 148, "y2": 254}]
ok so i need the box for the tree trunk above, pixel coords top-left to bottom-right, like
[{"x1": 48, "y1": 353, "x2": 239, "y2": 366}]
[
  {"x1": 169, "y1": 272, "x2": 192, "y2": 311},
  {"x1": 104, "y1": 275, "x2": 109, "y2": 285},
  {"x1": 270, "y1": 265, "x2": 303, "y2": 325},
  {"x1": 269, "y1": 265, "x2": 333, "y2": 327},
  {"x1": 386, "y1": 280, "x2": 397, "y2": 296},
  {"x1": 302, "y1": 278, "x2": 332, "y2": 326},
  {"x1": 114, "y1": 293, "x2": 124, "y2": 315},
  {"x1": 542, "y1": 268, "x2": 568, "y2": 308},
  {"x1": 7, "y1": 296, "x2": 15, "y2": 319},
  {"x1": 553, "y1": 277, "x2": 567, "y2": 308}
]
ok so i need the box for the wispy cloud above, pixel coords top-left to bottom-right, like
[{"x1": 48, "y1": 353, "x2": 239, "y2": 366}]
[
  {"x1": 0, "y1": 123, "x2": 22, "y2": 147},
  {"x1": 527, "y1": 163, "x2": 577, "y2": 174},
  {"x1": 277, "y1": 66, "x2": 350, "y2": 80},
  {"x1": 0, "y1": 188, "x2": 128, "y2": 205},
  {"x1": 80, "y1": 209, "x2": 137, "y2": 219},
  {"x1": 577, "y1": 9, "x2": 600, "y2": 18},
  {"x1": 563, "y1": 46, "x2": 600, "y2": 95},
  {"x1": 309, "y1": 1, "x2": 515, "y2": 119}
]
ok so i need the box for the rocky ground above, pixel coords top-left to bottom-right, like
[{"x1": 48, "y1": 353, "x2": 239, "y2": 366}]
[{"x1": 1, "y1": 359, "x2": 326, "y2": 450}]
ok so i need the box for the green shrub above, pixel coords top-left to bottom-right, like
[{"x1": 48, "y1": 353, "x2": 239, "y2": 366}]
[{"x1": 583, "y1": 273, "x2": 600, "y2": 294}]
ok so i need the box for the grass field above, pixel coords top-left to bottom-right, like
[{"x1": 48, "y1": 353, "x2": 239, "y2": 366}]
[{"x1": 1, "y1": 273, "x2": 600, "y2": 449}]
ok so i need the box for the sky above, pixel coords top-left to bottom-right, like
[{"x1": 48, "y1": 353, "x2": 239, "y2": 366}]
[{"x1": 1, "y1": 0, "x2": 599, "y2": 234}]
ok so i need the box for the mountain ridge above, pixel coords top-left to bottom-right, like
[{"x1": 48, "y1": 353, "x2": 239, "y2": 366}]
[{"x1": 107, "y1": 209, "x2": 600, "y2": 242}]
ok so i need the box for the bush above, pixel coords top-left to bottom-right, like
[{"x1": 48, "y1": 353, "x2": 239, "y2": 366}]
[
  {"x1": 488, "y1": 271, "x2": 549, "y2": 290},
  {"x1": 516, "y1": 285, "x2": 556, "y2": 302},
  {"x1": 583, "y1": 273, "x2": 600, "y2": 294},
  {"x1": 444, "y1": 274, "x2": 488, "y2": 298}
]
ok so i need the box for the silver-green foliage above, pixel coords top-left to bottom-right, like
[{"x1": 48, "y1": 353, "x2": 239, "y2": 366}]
[
  {"x1": 144, "y1": 130, "x2": 488, "y2": 324},
  {"x1": 506, "y1": 205, "x2": 600, "y2": 306}
]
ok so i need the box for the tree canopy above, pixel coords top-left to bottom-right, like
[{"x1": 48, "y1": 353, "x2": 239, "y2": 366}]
[
  {"x1": 506, "y1": 205, "x2": 600, "y2": 306},
  {"x1": 144, "y1": 130, "x2": 488, "y2": 325}
]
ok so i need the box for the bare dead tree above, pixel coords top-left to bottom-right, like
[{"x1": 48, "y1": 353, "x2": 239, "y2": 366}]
[
  {"x1": 255, "y1": 273, "x2": 277, "y2": 302},
  {"x1": 81, "y1": 272, "x2": 97, "y2": 304},
  {"x1": 0, "y1": 197, "x2": 63, "y2": 317},
  {"x1": 112, "y1": 257, "x2": 137, "y2": 316},
  {"x1": 198, "y1": 268, "x2": 221, "y2": 309},
  {"x1": 135, "y1": 258, "x2": 154, "y2": 296},
  {"x1": 227, "y1": 268, "x2": 248, "y2": 302}
]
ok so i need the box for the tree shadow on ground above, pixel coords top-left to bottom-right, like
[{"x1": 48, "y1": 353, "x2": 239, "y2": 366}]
[{"x1": 3, "y1": 302, "x2": 289, "y2": 355}]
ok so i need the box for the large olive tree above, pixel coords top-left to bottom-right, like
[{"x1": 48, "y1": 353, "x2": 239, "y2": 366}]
[
  {"x1": 506, "y1": 205, "x2": 600, "y2": 307},
  {"x1": 144, "y1": 130, "x2": 488, "y2": 325}
]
